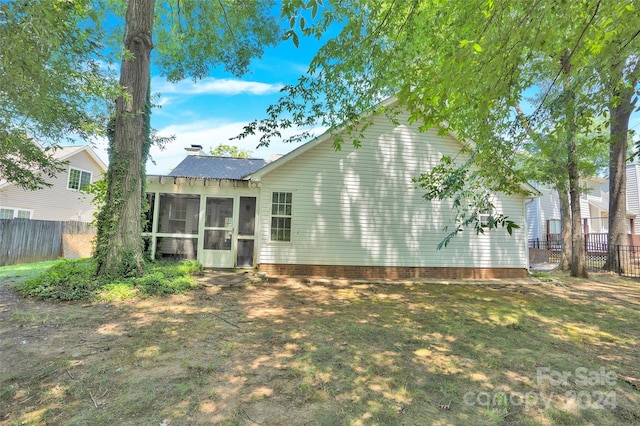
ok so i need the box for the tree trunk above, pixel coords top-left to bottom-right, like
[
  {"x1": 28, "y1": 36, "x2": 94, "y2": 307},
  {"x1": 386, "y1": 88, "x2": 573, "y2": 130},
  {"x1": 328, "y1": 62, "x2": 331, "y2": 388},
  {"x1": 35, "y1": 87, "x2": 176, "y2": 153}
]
[
  {"x1": 568, "y1": 135, "x2": 587, "y2": 278},
  {"x1": 557, "y1": 184, "x2": 571, "y2": 271},
  {"x1": 557, "y1": 48, "x2": 588, "y2": 278},
  {"x1": 606, "y1": 61, "x2": 638, "y2": 272},
  {"x1": 96, "y1": 0, "x2": 155, "y2": 277}
]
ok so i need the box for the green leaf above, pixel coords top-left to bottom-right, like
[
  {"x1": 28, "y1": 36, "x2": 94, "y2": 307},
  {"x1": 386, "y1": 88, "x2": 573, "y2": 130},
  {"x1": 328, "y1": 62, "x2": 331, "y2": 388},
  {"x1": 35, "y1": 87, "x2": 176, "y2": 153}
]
[{"x1": 472, "y1": 43, "x2": 483, "y2": 52}]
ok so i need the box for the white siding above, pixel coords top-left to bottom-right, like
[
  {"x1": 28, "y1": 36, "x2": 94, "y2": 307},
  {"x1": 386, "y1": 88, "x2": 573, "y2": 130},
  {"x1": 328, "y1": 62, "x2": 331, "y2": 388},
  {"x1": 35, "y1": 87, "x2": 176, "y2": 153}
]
[
  {"x1": 257, "y1": 115, "x2": 529, "y2": 269},
  {"x1": 579, "y1": 198, "x2": 591, "y2": 220},
  {"x1": 0, "y1": 150, "x2": 105, "y2": 222},
  {"x1": 526, "y1": 198, "x2": 540, "y2": 240},
  {"x1": 626, "y1": 164, "x2": 640, "y2": 234}
]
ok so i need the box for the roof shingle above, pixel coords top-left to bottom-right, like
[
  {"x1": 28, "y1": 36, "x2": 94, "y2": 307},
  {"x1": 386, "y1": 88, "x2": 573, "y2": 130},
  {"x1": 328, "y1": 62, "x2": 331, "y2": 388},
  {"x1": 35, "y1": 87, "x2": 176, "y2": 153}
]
[{"x1": 168, "y1": 156, "x2": 268, "y2": 180}]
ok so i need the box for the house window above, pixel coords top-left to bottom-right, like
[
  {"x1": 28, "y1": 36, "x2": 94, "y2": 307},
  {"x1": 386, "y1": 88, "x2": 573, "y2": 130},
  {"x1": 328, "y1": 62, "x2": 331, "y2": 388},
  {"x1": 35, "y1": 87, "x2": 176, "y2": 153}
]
[
  {"x1": 0, "y1": 207, "x2": 32, "y2": 219},
  {"x1": 478, "y1": 213, "x2": 491, "y2": 227},
  {"x1": 477, "y1": 205, "x2": 493, "y2": 228},
  {"x1": 0, "y1": 208, "x2": 13, "y2": 219},
  {"x1": 68, "y1": 168, "x2": 92, "y2": 190},
  {"x1": 271, "y1": 192, "x2": 292, "y2": 241}
]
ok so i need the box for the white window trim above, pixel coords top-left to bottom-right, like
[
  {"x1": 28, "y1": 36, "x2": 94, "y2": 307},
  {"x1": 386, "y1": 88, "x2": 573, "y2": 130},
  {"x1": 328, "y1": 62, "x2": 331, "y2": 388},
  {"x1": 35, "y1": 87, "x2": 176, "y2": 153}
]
[
  {"x1": 67, "y1": 166, "x2": 93, "y2": 191},
  {"x1": 0, "y1": 207, "x2": 33, "y2": 219},
  {"x1": 270, "y1": 191, "x2": 293, "y2": 242}
]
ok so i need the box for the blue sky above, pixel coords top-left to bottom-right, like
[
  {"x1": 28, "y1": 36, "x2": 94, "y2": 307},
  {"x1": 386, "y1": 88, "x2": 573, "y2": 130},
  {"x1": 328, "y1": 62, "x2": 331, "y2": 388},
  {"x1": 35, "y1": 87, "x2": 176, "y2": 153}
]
[{"x1": 94, "y1": 29, "x2": 325, "y2": 175}]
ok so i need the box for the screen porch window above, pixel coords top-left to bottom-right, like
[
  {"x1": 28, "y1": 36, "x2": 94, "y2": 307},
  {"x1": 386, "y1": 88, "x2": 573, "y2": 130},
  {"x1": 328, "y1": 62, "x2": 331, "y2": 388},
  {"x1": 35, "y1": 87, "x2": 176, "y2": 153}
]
[
  {"x1": 158, "y1": 194, "x2": 200, "y2": 235},
  {"x1": 271, "y1": 192, "x2": 292, "y2": 241},
  {"x1": 68, "y1": 168, "x2": 92, "y2": 190}
]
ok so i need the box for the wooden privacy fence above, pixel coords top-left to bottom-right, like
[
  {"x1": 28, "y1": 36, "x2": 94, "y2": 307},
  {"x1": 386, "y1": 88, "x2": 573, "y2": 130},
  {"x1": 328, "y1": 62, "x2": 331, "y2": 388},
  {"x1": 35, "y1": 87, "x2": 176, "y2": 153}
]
[{"x1": 0, "y1": 219, "x2": 96, "y2": 266}]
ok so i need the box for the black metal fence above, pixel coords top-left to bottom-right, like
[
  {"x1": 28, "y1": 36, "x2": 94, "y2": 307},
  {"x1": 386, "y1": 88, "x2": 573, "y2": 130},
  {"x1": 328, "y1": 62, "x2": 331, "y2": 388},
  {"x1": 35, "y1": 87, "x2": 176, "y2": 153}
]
[
  {"x1": 612, "y1": 245, "x2": 640, "y2": 278},
  {"x1": 528, "y1": 239, "x2": 640, "y2": 278}
]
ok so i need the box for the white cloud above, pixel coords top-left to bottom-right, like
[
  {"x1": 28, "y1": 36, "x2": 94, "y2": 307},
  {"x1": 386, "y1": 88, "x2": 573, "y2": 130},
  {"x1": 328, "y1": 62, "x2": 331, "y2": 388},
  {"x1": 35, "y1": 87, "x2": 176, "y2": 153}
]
[{"x1": 151, "y1": 77, "x2": 283, "y2": 96}]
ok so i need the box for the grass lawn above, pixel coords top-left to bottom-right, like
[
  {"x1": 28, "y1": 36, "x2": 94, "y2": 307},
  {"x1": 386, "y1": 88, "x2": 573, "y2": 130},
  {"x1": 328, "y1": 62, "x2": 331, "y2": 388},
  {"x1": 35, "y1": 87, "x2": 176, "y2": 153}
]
[
  {"x1": 0, "y1": 265, "x2": 638, "y2": 425},
  {"x1": 0, "y1": 261, "x2": 58, "y2": 284}
]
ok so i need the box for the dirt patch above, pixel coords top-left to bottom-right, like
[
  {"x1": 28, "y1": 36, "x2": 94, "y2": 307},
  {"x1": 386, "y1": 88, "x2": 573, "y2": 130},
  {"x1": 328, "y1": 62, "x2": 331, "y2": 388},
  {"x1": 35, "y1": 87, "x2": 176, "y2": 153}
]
[{"x1": 1, "y1": 271, "x2": 639, "y2": 425}]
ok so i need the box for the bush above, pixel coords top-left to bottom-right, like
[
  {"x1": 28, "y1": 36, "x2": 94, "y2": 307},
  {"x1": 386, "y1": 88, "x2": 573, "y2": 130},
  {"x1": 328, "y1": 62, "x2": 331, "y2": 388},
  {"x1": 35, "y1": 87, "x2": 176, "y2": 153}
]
[
  {"x1": 12, "y1": 259, "x2": 202, "y2": 301},
  {"x1": 13, "y1": 259, "x2": 96, "y2": 300}
]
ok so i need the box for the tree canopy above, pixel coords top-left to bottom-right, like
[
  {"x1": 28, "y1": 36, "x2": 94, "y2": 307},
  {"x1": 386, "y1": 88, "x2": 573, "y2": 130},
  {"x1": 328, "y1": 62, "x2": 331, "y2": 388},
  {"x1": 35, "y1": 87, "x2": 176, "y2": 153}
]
[
  {"x1": 0, "y1": 0, "x2": 117, "y2": 189},
  {"x1": 210, "y1": 143, "x2": 253, "y2": 158},
  {"x1": 250, "y1": 0, "x2": 637, "y2": 162}
]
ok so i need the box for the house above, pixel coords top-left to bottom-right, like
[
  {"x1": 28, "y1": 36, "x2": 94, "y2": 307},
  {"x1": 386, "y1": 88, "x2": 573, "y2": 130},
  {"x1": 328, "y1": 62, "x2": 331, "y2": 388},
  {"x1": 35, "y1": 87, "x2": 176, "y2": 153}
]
[
  {"x1": 144, "y1": 111, "x2": 537, "y2": 279},
  {"x1": 526, "y1": 177, "x2": 609, "y2": 242},
  {"x1": 0, "y1": 145, "x2": 107, "y2": 221},
  {"x1": 526, "y1": 174, "x2": 638, "y2": 246}
]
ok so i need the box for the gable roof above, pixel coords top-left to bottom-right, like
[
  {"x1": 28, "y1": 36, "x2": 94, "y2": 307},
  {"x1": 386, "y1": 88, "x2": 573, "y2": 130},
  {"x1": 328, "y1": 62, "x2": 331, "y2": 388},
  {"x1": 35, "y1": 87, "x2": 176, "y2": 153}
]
[
  {"x1": 52, "y1": 145, "x2": 108, "y2": 171},
  {"x1": 247, "y1": 98, "x2": 540, "y2": 196},
  {"x1": 247, "y1": 97, "x2": 399, "y2": 182},
  {"x1": 168, "y1": 156, "x2": 268, "y2": 180}
]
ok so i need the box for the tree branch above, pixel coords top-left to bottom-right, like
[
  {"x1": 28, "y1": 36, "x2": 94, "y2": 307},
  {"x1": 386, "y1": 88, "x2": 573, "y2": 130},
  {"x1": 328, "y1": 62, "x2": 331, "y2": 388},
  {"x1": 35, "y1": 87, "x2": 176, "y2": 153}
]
[
  {"x1": 533, "y1": 0, "x2": 602, "y2": 118},
  {"x1": 217, "y1": 0, "x2": 236, "y2": 41}
]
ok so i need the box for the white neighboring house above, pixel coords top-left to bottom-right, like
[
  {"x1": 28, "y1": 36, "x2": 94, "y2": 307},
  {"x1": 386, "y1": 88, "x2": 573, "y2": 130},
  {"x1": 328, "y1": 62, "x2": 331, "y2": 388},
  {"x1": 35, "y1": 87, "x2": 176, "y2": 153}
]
[
  {"x1": 526, "y1": 174, "x2": 638, "y2": 244},
  {"x1": 0, "y1": 145, "x2": 107, "y2": 221},
  {"x1": 145, "y1": 106, "x2": 537, "y2": 279},
  {"x1": 625, "y1": 163, "x2": 640, "y2": 235}
]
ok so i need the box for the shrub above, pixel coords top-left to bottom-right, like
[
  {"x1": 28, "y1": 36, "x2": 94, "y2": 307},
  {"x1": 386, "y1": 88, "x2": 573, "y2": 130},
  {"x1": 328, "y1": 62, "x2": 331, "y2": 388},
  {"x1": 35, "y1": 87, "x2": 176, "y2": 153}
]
[
  {"x1": 12, "y1": 259, "x2": 202, "y2": 301},
  {"x1": 13, "y1": 259, "x2": 96, "y2": 300},
  {"x1": 134, "y1": 266, "x2": 196, "y2": 295}
]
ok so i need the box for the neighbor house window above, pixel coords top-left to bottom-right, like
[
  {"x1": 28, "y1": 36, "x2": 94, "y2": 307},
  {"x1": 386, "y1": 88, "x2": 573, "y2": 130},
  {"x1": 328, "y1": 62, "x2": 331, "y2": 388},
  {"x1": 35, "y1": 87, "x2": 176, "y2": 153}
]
[
  {"x1": 271, "y1": 192, "x2": 292, "y2": 241},
  {"x1": 67, "y1": 167, "x2": 92, "y2": 190},
  {"x1": 0, "y1": 207, "x2": 32, "y2": 219},
  {"x1": 548, "y1": 219, "x2": 561, "y2": 235}
]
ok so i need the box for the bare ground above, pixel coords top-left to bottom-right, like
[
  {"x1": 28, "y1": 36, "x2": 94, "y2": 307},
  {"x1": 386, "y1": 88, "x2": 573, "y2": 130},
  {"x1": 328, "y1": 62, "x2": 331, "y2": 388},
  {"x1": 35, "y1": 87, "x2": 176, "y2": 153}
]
[{"x1": 1, "y1": 271, "x2": 639, "y2": 425}]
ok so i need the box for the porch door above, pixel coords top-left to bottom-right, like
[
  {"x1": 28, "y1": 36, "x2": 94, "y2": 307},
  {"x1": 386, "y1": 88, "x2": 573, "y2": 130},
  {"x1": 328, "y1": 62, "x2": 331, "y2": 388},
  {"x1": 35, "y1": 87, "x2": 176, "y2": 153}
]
[
  {"x1": 237, "y1": 197, "x2": 257, "y2": 267},
  {"x1": 202, "y1": 197, "x2": 234, "y2": 268}
]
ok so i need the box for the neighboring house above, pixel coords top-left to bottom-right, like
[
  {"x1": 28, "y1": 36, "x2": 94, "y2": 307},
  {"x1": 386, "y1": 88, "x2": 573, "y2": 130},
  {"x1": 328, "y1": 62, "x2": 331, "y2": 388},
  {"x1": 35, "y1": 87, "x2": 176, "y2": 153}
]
[
  {"x1": 526, "y1": 174, "x2": 637, "y2": 244},
  {"x1": 0, "y1": 145, "x2": 107, "y2": 221},
  {"x1": 625, "y1": 163, "x2": 640, "y2": 235},
  {"x1": 145, "y1": 108, "x2": 537, "y2": 279}
]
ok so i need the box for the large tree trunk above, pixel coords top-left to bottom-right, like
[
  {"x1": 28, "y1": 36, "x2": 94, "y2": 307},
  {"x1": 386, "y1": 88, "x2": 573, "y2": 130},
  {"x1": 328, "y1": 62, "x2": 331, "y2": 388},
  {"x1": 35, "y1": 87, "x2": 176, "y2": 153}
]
[
  {"x1": 606, "y1": 60, "x2": 638, "y2": 272},
  {"x1": 96, "y1": 0, "x2": 155, "y2": 277},
  {"x1": 557, "y1": 184, "x2": 571, "y2": 271},
  {"x1": 558, "y1": 48, "x2": 587, "y2": 278},
  {"x1": 568, "y1": 136, "x2": 587, "y2": 278}
]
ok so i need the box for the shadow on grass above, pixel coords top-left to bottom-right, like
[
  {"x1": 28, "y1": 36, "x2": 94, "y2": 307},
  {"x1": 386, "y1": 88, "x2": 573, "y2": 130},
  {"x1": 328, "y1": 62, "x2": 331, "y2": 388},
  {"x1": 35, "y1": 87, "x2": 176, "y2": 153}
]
[{"x1": 1, "y1": 274, "x2": 639, "y2": 425}]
